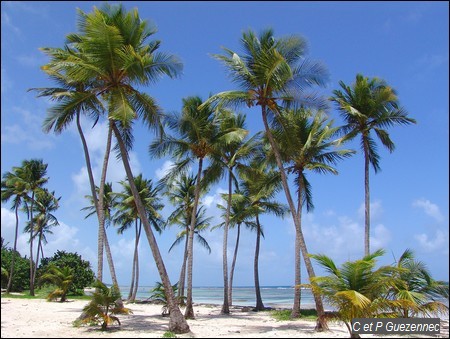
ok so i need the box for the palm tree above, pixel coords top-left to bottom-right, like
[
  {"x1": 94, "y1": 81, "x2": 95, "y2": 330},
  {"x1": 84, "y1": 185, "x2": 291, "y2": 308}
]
[
  {"x1": 168, "y1": 204, "x2": 212, "y2": 304},
  {"x1": 205, "y1": 111, "x2": 258, "y2": 314},
  {"x1": 270, "y1": 108, "x2": 355, "y2": 317},
  {"x1": 215, "y1": 192, "x2": 256, "y2": 306},
  {"x1": 330, "y1": 74, "x2": 416, "y2": 256},
  {"x1": 202, "y1": 28, "x2": 330, "y2": 329},
  {"x1": 38, "y1": 264, "x2": 74, "y2": 302},
  {"x1": 25, "y1": 189, "x2": 60, "y2": 286},
  {"x1": 149, "y1": 281, "x2": 185, "y2": 316},
  {"x1": 14, "y1": 159, "x2": 49, "y2": 296},
  {"x1": 1, "y1": 167, "x2": 28, "y2": 293},
  {"x1": 67, "y1": 4, "x2": 189, "y2": 332},
  {"x1": 309, "y1": 249, "x2": 400, "y2": 338},
  {"x1": 239, "y1": 162, "x2": 288, "y2": 311},
  {"x1": 150, "y1": 96, "x2": 246, "y2": 319},
  {"x1": 33, "y1": 43, "x2": 117, "y2": 286},
  {"x1": 113, "y1": 174, "x2": 164, "y2": 302},
  {"x1": 80, "y1": 280, "x2": 132, "y2": 331},
  {"x1": 389, "y1": 249, "x2": 449, "y2": 318}
]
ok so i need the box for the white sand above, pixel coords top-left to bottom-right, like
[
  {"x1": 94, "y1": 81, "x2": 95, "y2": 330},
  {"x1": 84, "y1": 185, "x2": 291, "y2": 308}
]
[{"x1": 1, "y1": 297, "x2": 448, "y2": 338}]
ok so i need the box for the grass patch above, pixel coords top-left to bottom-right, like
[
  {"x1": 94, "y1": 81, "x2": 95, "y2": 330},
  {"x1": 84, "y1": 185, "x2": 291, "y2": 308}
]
[
  {"x1": 271, "y1": 308, "x2": 317, "y2": 321},
  {"x1": 162, "y1": 331, "x2": 177, "y2": 338},
  {"x1": 1, "y1": 285, "x2": 90, "y2": 300}
]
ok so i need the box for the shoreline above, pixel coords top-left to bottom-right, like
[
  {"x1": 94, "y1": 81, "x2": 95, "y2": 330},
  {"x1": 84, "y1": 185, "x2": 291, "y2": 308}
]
[{"x1": 2, "y1": 296, "x2": 449, "y2": 338}]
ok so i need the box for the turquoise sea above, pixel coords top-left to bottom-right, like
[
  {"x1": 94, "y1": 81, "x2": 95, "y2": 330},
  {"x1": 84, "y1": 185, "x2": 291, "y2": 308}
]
[{"x1": 119, "y1": 285, "x2": 319, "y2": 309}]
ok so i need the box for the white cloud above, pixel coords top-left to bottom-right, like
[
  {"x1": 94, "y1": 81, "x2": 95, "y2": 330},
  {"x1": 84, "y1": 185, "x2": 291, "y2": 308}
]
[
  {"x1": 412, "y1": 198, "x2": 444, "y2": 222},
  {"x1": 358, "y1": 199, "x2": 383, "y2": 220},
  {"x1": 155, "y1": 160, "x2": 174, "y2": 180},
  {"x1": 202, "y1": 187, "x2": 227, "y2": 208},
  {"x1": 414, "y1": 229, "x2": 447, "y2": 253}
]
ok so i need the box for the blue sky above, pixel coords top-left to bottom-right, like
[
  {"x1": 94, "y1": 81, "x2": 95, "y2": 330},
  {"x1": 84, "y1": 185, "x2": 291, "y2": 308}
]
[{"x1": 1, "y1": 1, "x2": 448, "y2": 288}]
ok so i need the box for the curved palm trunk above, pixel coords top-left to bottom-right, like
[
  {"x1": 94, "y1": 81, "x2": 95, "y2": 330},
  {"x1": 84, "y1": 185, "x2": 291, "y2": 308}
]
[
  {"x1": 228, "y1": 223, "x2": 241, "y2": 306},
  {"x1": 112, "y1": 123, "x2": 189, "y2": 333},
  {"x1": 33, "y1": 229, "x2": 44, "y2": 285},
  {"x1": 254, "y1": 214, "x2": 264, "y2": 311},
  {"x1": 98, "y1": 122, "x2": 119, "y2": 286},
  {"x1": 261, "y1": 106, "x2": 328, "y2": 330},
  {"x1": 221, "y1": 168, "x2": 233, "y2": 314},
  {"x1": 131, "y1": 221, "x2": 142, "y2": 301},
  {"x1": 177, "y1": 231, "x2": 189, "y2": 301},
  {"x1": 128, "y1": 219, "x2": 139, "y2": 301},
  {"x1": 185, "y1": 158, "x2": 204, "y2": 319},
  {"x1": 6, "y1": 204, "x2": 20, "y2": 293},
  {"x1": 363, "y1": 136, "x2": 370, "y2": 256}
]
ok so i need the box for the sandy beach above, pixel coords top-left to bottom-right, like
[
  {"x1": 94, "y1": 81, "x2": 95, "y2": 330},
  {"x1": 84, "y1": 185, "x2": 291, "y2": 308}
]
[{"x1": 1, "y1": 297, "x2": 448, "y2": 338}]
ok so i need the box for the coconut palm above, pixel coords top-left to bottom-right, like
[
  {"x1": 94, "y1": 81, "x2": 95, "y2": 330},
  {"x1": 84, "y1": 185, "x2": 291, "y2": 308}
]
[
  {"x1": 309, "y1": 249, "x2": 400, "y2": 338},
  {"x1": 205, "y1": 111, "x2": 259, "y2": 314},
  {"x1": 59, "y1": 4, "x2": 188, "y2": 332},
  {"x1": 239, "y1": 162, "x2": 288, "y2": 311},
  {"x1": 270, "y1": 108, "x2": 355, "y2": 317},
  {"x1": 388, "y1": 248, "x2": 449, "y2": 318},
  {"x1": 1, "y1": 167, "x2": 28, "y2": 293},
  {"x1": 80, "y1": 280, "x2": 132, "y2": 331},
  {"x1": 330, "y1": 74, "x2": 416, "y2": 256},
  {"x1": 149, "y1": 281, "x2": 185, "y2": 316},
  {"x1": 215, "y1": 192, "x2": 257, "y2": 306},
  {"x1": 13, "y1": 159, "x2": 49, "y2": 296},
  {"x1": 38, "y1": 264, "x2": 74, "y2": 302},
  {"x1": 202, "y1": 28, "x2": 330, "y2": 329},
  {"x1": 150, "y1": 96, "x2": 246, "y2": 319},
  {"x1": 113, "y1": 174, "x2": 164, "y2": 302}
]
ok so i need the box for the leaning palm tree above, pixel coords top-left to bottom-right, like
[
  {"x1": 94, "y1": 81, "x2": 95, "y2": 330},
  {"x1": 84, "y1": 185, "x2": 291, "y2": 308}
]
[
  {"x1": 113, "y1": 174, "x2": 164, "y2": 302},
  {"x1": 202, "y1": 28, "x2": 330, "y2": 329},
  {"x1": 239, "y1": 161, "x2": 288, "y2": 311},
  {"x1": 270, "y1": 108, "x2": 355, "y2": 317},
  {"x1": 58, "y1": 4, "x2": 188, "y2": 332},
  {"x1": 1, "y1": 167, "x2": 28, "y2": 293},
  {"x1": 330, "y1": 74, "x2": 416, "y2": 256},
  {"x1": 150, "y1": 96, "x2": 246, "y2": 319}
]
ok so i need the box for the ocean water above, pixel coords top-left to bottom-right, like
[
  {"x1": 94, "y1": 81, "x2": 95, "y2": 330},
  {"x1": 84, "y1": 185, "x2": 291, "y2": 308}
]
[{"x1": 119, "y1": 285, "x2": 318, "y2": 309}]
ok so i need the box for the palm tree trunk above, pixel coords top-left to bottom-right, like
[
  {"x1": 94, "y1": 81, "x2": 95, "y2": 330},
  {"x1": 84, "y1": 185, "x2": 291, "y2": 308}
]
[
  {"x1": 261, "y1": 106, "x2": 328, "y2": 330},
  {"x1": 185, "y1": 158, "x2": 204, "y2": 319},
  {"x1": 33, "y1": 230, "x2": 43, "y2": 286},
  {"x1": 103, "y1": 227, "x2": 119, "y2": 287},
  {"x1": 254, "y1": 214, "x2": 264, "y2": 311},
  {"x1": 228, "y1": 223, "x2": 241, "y2": 306},
  {"x1": 29, "y1": 192, "x2": 35, "y2": 296},
  {"x1": 131, "y1": 221, "x2": 142, "y2": 302},
  {"x1": 292, "y1": 181, "x2": 303, "y2": 317},
  {"x1": 177, "y1": 233, "x2": 188, "y2": 301},
  {"x1": 221, "y1": 168, "x2": 233, "y2": 314},
  {"x1": 363, "y1": 137, "x2": 370, "y2": 256},
  {"x1": 75, "y1": 111, "x2": 104, "y2": 282},
  {"x1": 6, "y1": 204, "x2": 20, "y2": 293},
  {"x1": 128, "y1": 219, "x2": 139, "y2": 301},
  {"x1": 112, "y1": 123, "x2": 189, "y2": 333}
]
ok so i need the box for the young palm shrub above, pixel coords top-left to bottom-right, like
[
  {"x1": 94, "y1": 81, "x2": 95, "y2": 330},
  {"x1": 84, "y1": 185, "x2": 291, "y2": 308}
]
[
  {"x1": 308, "y1": 249, "x2": 400, "y2": 338},
  {"x1": 80, "y1": 280, "x2": 131, "y2": 331},
  {"x1": 38, "y1": 264, "x2": 74, "y2": 302},
  {"x1": 388, "y1": 249, "x2": 449, "y2": 319},
  {"x1": 149, "y1": 281, "x2": 186, "y2": 317}
]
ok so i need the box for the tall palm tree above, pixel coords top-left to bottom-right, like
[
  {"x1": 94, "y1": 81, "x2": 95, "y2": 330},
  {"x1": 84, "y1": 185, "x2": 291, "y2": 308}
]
[
  {"x1": 63, "y1": 4, "x2": 189, "y2": 332},
  {"x1": 34, "y1": 41, "x2": 118, "y2": 287},
  {"x1": 239, "y1": 162, "x2": 288, "y2": 311},
  {"x1": 205, "y1": 112, "x2": 258, "y2": 314},
  {"x1": 270, "y1": 109, "x2": 355, "y2": 317},
  {"x1": 14, "y1": 159, "x2": 49, "y2": 296},
  {"x1": 330, "y1": 74, "x2": 416, "y2": 256},
  {"x1": 202, "y1": 28, "x2": 330, "y2": 329},
  {"x1": 150, "y1": 96, "x2": 246, "y2": 318},
  {"x1": 215, "y1": 192, "x2": 257, "y2": 306},
  {"x1": 164, "y1": 174, "x2": 197, "y2": 301},
  {"x1": 113, "y1": 174, "x2": 164, "y2": 302},
  {"x1": 1, "y1": 167, "x2": 28, "y2": 293}
]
